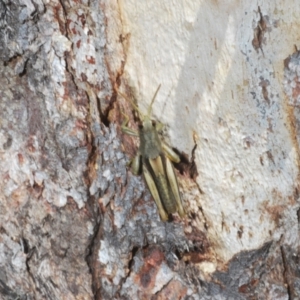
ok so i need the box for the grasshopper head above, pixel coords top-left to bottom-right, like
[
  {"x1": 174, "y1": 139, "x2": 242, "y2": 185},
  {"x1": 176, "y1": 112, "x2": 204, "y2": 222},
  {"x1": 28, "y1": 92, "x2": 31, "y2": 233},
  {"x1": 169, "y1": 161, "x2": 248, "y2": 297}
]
[{"x1": 119, "y1": 85, "x2": 161, "y2": 130}]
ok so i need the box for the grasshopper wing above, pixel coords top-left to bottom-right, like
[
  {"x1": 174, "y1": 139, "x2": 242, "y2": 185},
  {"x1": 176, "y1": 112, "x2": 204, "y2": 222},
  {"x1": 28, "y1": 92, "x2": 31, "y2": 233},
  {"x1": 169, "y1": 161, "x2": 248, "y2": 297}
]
[
  {"x1": 142, "y1": 164, "x2": 168, "y2": 221},
  {"x1": 148, "y1": 155, "x2": 177, "y2": 214},
  {"x1": 165, "y1": 156, "x2": 185, "y2": 217}
]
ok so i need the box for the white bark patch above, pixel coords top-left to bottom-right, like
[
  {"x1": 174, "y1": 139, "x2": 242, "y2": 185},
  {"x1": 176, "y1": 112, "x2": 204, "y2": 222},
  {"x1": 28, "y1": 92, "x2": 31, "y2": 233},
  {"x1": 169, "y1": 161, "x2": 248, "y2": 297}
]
[{"x1": 117, "y1": 0, "x2": 300, "y2": 263}]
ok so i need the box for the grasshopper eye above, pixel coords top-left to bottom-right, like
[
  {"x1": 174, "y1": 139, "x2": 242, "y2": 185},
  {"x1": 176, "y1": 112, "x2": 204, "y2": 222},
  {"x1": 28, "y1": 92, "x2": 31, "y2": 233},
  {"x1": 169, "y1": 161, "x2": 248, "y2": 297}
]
[{"x1": 151, "y1": 120, "x2": 156, "y2": 127}]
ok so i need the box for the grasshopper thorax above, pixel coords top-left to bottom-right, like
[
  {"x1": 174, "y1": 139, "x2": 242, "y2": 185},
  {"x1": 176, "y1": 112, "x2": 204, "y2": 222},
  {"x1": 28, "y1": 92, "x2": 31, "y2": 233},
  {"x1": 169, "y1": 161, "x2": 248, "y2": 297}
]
[{"x1": 139, "y1": 118, "x2": 163, "y2": 160}]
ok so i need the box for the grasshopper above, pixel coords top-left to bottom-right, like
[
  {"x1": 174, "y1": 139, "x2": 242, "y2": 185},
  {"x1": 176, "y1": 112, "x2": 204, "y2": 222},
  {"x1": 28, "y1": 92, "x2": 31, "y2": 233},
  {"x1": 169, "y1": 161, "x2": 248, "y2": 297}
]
[{"x1": 119, "y1": 85, "x2": 185, "y2": 221}]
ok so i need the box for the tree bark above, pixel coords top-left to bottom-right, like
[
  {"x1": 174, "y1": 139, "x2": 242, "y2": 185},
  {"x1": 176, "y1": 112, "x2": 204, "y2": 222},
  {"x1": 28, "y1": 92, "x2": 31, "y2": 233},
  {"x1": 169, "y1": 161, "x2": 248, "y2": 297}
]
[{"x1": 1, "y1": 0, "x2": 300, "y2": 299}]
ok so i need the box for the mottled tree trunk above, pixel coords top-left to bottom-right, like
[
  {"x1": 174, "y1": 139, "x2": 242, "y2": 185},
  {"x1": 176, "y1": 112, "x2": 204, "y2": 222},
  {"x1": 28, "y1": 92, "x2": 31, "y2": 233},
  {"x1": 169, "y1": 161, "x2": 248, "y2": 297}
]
[{"x1": 1, "y1": 0, "x2": 300, "y2": 299}]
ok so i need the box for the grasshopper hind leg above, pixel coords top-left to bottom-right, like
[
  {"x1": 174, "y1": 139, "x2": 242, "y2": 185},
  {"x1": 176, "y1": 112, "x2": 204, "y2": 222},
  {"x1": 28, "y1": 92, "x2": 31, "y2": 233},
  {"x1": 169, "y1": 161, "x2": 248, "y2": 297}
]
[
  {"x1": 162, "y1": 143, "x2": 180, "y2": 163},
  {"x1": 131, "y1": 153, "x2": 141, "y2": 175},
  {"x1": 164, "y1": 149, "x2": 186, "y2": 218}
]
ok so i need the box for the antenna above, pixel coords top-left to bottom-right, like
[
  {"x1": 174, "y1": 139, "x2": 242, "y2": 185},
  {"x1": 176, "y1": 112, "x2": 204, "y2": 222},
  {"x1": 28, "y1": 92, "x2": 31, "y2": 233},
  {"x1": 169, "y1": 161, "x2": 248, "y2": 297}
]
[
  {"x1": 118, "y1": 90, "x2": 145, "y2": 119},
  {"x1": 147, "y1": 84, "x2": 161, "y2": 116}
]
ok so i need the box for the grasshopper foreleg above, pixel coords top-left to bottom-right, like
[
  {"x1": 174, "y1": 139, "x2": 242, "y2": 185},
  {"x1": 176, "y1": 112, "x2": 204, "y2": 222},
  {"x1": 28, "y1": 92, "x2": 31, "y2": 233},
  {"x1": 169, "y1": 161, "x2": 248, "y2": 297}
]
[
  {"x1": 121, "y1": 112, "x2": 141, "y2": 174},
  {"x1": 121, "y1": 111, "x2": 139, "y2": 137}
]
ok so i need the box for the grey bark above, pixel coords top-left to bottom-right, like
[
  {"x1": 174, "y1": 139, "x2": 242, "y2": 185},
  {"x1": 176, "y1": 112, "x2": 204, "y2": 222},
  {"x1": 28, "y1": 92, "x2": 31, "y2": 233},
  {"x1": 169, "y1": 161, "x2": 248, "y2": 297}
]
[{"x1": 0, "y1": 1, "x2": 299, "y2": 299}]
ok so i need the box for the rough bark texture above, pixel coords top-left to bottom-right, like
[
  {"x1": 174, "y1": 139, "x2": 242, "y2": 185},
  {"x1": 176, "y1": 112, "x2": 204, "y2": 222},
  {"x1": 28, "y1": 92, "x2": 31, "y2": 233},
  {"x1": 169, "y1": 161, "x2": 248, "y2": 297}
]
[{"x1": 1, "y1": 0, "x2": 300, "y2": 300}]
